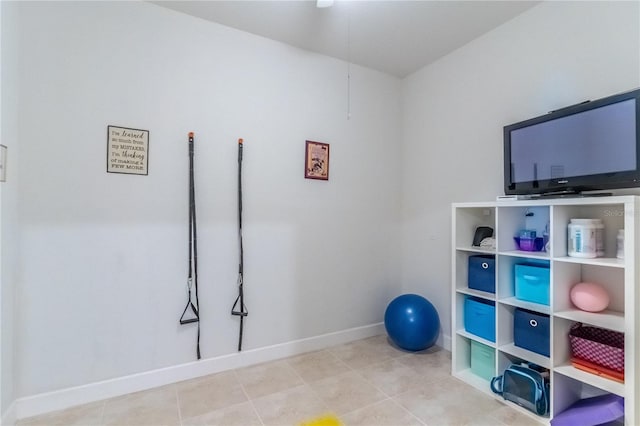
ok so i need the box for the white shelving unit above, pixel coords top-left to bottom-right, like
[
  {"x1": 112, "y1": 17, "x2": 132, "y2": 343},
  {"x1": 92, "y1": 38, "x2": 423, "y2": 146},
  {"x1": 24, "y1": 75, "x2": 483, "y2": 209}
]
[{"x1": 451, "y1": 196, "x2": 639, "y2": 425}]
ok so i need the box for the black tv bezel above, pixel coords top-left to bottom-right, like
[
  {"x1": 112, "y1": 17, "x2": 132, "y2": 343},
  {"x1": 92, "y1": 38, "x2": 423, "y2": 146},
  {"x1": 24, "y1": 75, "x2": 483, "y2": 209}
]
[{"x1": 503, "y1": 88, "x2": 640, "y2": 196}]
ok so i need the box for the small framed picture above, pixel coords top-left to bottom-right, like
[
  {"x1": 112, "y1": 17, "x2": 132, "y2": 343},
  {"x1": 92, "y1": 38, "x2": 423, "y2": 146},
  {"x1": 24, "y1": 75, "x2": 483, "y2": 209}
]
[
  {"x1": 0, "y1": 145, "x2": 7, "y2": 182},
  {"x1": 107, "y1": 125, "x2": 149, "y2": 175},
  {"x1": 305, "y1": 140, "x2": 329, "y2": 180}
]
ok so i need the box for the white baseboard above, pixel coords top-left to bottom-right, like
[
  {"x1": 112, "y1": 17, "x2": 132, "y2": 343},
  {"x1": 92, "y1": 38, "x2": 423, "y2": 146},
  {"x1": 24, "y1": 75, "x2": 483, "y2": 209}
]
[
  {"x1": 14, "y1": 322, "x2": 386, "y2": 421},
  {"x1": 1, "y1": 401, "x2": 16, "y2": 426},
  {"x1": 438, "y1": 333, "x2": 452, "y2": 351}
]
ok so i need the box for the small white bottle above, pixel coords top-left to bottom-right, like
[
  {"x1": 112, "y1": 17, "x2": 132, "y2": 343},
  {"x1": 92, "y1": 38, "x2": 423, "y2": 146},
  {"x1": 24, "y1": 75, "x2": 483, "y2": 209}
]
[
  {"x1": 617, "y1": 229, "x2": 625, "y2": 259},
  {"x1": 594, "y1": 219, "x2": 605, "y2": 258},
  {"x1": 568, "y1": 219, "x2": 598, "y2": 258}
]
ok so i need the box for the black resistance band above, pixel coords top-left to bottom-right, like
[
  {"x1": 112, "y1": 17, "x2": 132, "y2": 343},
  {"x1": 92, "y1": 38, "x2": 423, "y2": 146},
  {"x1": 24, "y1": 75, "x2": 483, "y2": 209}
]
[
  {"x1": 231, "y1": 138, "x2": 248, "y2": 351},
  {"x1": 180, "y1": 131, "x2": 201, "y2": 360}
]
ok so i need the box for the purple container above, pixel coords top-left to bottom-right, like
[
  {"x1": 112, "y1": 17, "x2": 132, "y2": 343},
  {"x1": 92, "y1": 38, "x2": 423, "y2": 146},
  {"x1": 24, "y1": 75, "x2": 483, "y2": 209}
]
[
  {"x1": 514, "y1": 236, "x2": 545, "y2": 251},
  {"x1": 550, "y1": 394, "x2": 624, "y2": 426},
  {"x1": 519, "y1": 238, "x2": 535, "y2": 251},
  {"x1": 514, "y1": 237, "x2": 535, "y2": 251}
]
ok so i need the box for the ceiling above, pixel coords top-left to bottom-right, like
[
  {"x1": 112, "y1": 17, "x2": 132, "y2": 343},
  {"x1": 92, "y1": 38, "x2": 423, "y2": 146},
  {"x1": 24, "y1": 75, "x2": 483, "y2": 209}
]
[{"x1": 152, "y1": 0, "x2": 539, "y2": 78}]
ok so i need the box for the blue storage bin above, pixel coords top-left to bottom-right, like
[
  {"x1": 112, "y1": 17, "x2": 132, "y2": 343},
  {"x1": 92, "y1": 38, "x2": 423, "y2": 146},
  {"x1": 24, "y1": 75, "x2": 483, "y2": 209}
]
[
  {"x1": 471, "y1": 340, "x2": 495, "y2": 381},
  {"x1": 464, "y1": 297, "x2": 495, "y2": 342},
  {"x1": 514, "y1": 308, "x2": 550, "y2": 357},
  {"x1": 515, "y1": 263, "x2": 550, "y2": 305},
  {"x1": 468, "y1": 255, "x2": 495, "y2": 293}
]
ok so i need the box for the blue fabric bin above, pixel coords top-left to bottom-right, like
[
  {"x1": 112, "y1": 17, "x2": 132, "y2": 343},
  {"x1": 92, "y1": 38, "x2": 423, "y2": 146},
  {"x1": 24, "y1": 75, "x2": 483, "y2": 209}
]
[
  {"x1": 471, "y1": 340, "x2": 495, "y2": 381},
  {"x1": 514, "y1": 308, "x2": 550, "y2": 357},
  {"x1": 515, "y1": 264, "x2": 550, "y2": 305},
  {"x1": 468, "y1": 255, "x2": 495, "y2": 293},
  {"x1": 464, "y1": 297, "x2": 495, "y2": 342}
]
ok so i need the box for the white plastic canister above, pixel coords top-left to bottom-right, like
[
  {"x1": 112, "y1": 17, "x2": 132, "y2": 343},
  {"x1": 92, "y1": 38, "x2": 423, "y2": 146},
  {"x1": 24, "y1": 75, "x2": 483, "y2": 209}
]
[
  {"x1": 568, "y1": 219, "x2": 604, "y2": 258},
  {"x1": 617, "y1": 229, "x2": 624, "y2": 259}
]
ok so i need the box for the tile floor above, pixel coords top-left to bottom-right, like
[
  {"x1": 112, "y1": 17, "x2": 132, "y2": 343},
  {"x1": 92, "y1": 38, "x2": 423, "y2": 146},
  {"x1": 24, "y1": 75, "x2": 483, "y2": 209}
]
[{"x1": 17, "y1": 335, "x2": 539, "y2": 426}]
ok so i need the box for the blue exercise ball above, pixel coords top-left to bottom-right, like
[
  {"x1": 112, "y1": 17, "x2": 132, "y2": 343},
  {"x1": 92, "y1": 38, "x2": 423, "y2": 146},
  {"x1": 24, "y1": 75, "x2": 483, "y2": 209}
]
[{"x1": 384, "y1": 294, "x2": 440, "y2": 351}]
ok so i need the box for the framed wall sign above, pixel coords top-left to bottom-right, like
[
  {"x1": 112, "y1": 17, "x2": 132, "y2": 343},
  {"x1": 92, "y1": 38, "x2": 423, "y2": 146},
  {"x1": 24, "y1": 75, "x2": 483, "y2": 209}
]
[
  {"x1": 107, "y1": 125, "x2": 149, "y2": 175},
  {"x1": 305, "y1": 140, "x2": 329, "y2": 180}
]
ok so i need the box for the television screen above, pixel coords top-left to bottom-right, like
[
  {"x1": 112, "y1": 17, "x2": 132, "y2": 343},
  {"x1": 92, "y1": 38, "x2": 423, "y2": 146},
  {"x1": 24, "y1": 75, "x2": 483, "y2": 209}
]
[{"x1": 504, "y1": 88, "x2": 640, "y2": 196}]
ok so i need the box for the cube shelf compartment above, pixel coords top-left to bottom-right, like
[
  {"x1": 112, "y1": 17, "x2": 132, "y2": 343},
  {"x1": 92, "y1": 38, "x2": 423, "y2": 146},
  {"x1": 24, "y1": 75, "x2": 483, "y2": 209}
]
[{"x1": 452, "y1": 197, "x2": 638, "y2": 424}]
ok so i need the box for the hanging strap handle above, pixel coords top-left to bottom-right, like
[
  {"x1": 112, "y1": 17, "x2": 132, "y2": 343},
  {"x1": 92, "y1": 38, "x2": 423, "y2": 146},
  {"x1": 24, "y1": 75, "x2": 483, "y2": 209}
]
[
  {"x1": 180, "y1": 132, "x2": 201, "y2": 360},
  {"x1": 231, "y1": 138, "x2": 248, "y2": 351},
  {"x1": 180, "y1": 279, "x2": 199, "y2": 325}
]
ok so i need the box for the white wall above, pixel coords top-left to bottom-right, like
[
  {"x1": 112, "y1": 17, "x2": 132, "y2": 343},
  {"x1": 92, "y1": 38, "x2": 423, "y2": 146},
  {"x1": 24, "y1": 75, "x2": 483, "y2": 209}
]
[
  {"x1": 8, "y1": 0, "x2": 640, "y2": 408},
  {"x1": 400, "y1": 1, "x2": 640, "y2": 343},
  {"x1": 1, "y1": 0, "x2": 19, "y2": 417},
  {"x1": 11, "y1": 1, "x2": 402, "y2": 398}
]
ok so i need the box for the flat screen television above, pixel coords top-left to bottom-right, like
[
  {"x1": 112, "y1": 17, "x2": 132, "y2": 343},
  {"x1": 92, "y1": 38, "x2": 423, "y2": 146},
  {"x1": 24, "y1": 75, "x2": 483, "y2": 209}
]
[{"x1": 504, "y1": 88, "x2": 640, "y2": 196}]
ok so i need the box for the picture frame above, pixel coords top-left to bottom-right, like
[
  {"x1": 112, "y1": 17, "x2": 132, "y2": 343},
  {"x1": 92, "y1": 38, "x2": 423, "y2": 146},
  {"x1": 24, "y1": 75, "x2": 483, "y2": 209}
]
[
  {"x1": 107, "y1": 125, "x2": 149, "y2": 176},
  {"x1": 305, "y1": 140, "x2": 329, "y2": 180},
  {"x1": 0, "y1": 145, "x2": 6, "y2": 182}
]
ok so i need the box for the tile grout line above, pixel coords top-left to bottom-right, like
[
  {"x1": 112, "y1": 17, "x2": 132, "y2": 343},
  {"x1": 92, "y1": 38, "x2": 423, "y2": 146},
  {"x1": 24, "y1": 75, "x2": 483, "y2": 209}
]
[
  {"x1": 333, "y1": 349, "x2": 425, "y2": 425},
  {"x1": 232, "y1": 368, "x2": 265, "y2": 426},
  {"x1": 486, "y1": 403, "x2": 535, "y2": 426},
  {"x1": 289, "y1": 345, "x2": 407, "y2": 421},
  {"x1": 388, "y1": 357, "x2": 453, "y2": 426},
  {"x1": 100, "y1": 400, "x2": 107, "y2": 426},
  {"x1": 343, "y1": 344, "x2": 446, "y2": 425},
  {"x1": 337, "y1": 397, "x2": 392, "y2": 418},
  {"x1": 24, "y1": 338, "x2": 471, "y2": 426},
  {"x1": 325, "y1": 346, "x2": 361, "y2": 372},
  {"x1": 328, "y1": 341, "x2": 414, "y2": 421},
  {"x1": 326, "y1": 344, "x2": 385, "y2": 418},
  {"x1": 387, "y1": 398, "x2": 427, "y2": 426},
  {"x1": 283, "y1": 352, "x2": 334, "y2": 416},
  {"x1": 175, "y1": 388, "x2": 183, "y2": 426},
  {"x1": 345, "y1": 358, "x2": 427, "y2": 423}
]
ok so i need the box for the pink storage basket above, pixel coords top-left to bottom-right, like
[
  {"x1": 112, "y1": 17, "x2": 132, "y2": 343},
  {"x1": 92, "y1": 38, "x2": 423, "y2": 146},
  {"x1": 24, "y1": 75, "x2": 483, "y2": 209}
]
[{"x1": 569, "y1": 323, "x2": 624, "y2": 373}]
